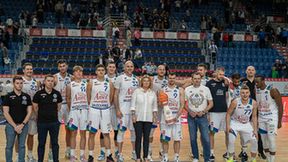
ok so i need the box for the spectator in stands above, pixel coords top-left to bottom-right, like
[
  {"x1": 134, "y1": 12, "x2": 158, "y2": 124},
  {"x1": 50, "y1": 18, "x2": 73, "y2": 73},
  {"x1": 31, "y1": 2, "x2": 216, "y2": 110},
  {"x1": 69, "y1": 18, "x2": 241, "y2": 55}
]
[
  {"x1": 122, "y1": 44, "x2": 132, "y2": 61},
  {"x1": 281, "y1": 28, "x2": 288, "y2": 47},
  {"x1": 209, "y1": 41, "x2": 218, "y2": 66},
  {"x1": 6, "y1": 17, "x2": 13, "y2": 28},
  {"x1": 134, "y1": 29, "x2": 141, "y2": 46},
  {"x1": 1, "y1": 42, "x2": 9, "y2": 67},
  {"x1": 19, "y1": 11, "x2": 26, "y2": 28},
  {"x1": 223, "y1": 32, "x2": 229, "y2": 47},
  {"x1": 175, "y1": 0, "x2": 181, "y2": 12},
  {"x1": 213, "y1": 30, "x2": 221, "y2": 47},
  {"x1": 32, "y1": 15, "x2": 38, "y2": 28},
  {"x1": 273, "y1": 59, "x2": 283, "y2": 78},
  {"x1": 126, "y1": 27, "x2": 132, "y2": 48},
  {"x1": 179, "y1": 19, "x2": 188, "y2": 31},
  {"x1": 200, "y1": 16, "x2": 207, "y2": 31},
  {"x1": 112, "y1": 23, "x2": 120, "y2": 47},
  {"x1": 66, "y1": 2, "x2": 72, "y2": 18},
  {"x1": 36, "y1": 3, "x2": 44, "y2": 23},
  {"x1": 134, "y1": 48, "x2": 142, "y2": 69},
  {"x1": 282, "y1": 58, "x2": 288, "y2": 78},
  {"x1": 271, "y1": 66, "x2": 279, "y2": 78},
  {"x1": 54, "y1": 1, "x2": 64, "y2": 23},
  {"x1": 258, "y1": 28, "x2": 266, "y2": 48}
]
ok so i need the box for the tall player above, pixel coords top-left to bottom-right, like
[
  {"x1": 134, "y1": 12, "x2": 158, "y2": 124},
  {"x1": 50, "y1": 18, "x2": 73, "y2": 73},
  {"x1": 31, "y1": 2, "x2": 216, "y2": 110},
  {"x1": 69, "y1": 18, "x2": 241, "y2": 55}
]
[
  {"x1": 87, "y1": 64, "x2": 115, "y2": 162},
  {"x1": 21, "y1": 62, "x2": 40, "y2": 162},
  {"x1": 53, "y1": 59, "x2": 72, "y2": 159},
  {"x1": 255, "y1": 75, "x2": 283, "y2": 162},
  {"x1": 98, "y1": 62, "x2": 118, "y2": 161},
  {"x1": 149, "y1": 64, "x2": 168, "y2": 160},
  {"x1": 114, "y1": 61, "x2": 139, "y2": 162},
  {"x1": 160, "y1": 73, "x2": 184, "y2": 162},
  {"x1": 66, "y1": 66, "x2": 89, "y2": 162},
  {"x1": 226, "y1": 85, "x2": 258, "y2": 162}
]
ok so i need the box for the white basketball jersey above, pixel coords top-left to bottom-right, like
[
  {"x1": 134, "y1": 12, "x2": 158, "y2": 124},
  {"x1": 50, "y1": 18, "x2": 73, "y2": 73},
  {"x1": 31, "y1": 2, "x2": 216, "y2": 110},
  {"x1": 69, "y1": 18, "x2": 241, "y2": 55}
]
[
  {"x1": 231, "y1": 98, "x2": 253, "y2": 124},
  {"x1": 152, "y1": 76, "x2": 168, "y2": 93},
  {"x1": 54, "y1": 73, "x2": 71, "y2": 103},
  {"x1": 201, "y1": 76, "x2": 209, "y2": 86},
  {"x1": 161, "y1": 85, "x2": 181, "y2": 123},
  {"x1": 105, "y1": 74, "x2": 117, "y2": 85},
  {"x1": 256, "y1": 85, "x2": 278, "y2": 122},
  {"x1": 70, "y1": 81, "x2": 88, "y2": 110},
  {"x1": 22, "y1": 77, "x2": 38, "y2": 98},
  {"x1": 116, "y1": 74, "x2": 139, "y2": 114},
  {"x1": 90, "y1": 78, "x2": 111, "y2": 109}
]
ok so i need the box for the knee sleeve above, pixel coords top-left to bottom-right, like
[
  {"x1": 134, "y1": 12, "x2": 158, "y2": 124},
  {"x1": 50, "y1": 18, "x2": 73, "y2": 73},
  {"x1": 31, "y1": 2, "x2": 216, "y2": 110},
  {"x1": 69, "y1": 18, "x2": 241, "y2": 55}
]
[
  {"x1": 268, "y1": 134, "x2": 276, "y2": 152},
  {"x1": 117, "y1": 130, "x2": 125, "y2": 143},
  {"x1": 130, "y1": 130, "x2": 136, "y2": 142},
  {"x1": 228, "y1": 133, "x2": 236, "y2": 154},
  {"x1": 250, "y1": 138, "x2": 258, "y2": 153},
  {"x1": 240, "y1": 135, "x2": 247, "y2": 147},
  {"x1": 114, "y1": 130, "x2": 118, "y2": 141},
  {"x1": 100, "y1": 132, "x2": 104, "y2": 139}
]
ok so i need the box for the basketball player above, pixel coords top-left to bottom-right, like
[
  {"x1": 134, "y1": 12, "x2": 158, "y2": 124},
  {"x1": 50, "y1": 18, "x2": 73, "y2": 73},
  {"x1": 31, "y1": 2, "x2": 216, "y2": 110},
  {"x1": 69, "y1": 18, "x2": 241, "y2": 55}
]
[
  {"x1": 20, "y1": 63, "x2": 40, "y2": 162},
  {"x1": 205, "y1": 67, "x2": 229, "y2": 162},
  {"x1": 87, "y1": 64, "x2": 114, "y2": 162},
  {"x1": 98, "y1": 62, "x2": 118, "y2": 161},
  {"x1": 160, "y1": 73, "x2": 184, "y2": 162},
  {"x1": 66, "y1": 66, "x2": 89, "y2": 162},
  {"x1": 226, "y1": 85, "x2": 258, "y2": 162},
  {"x1": 53, "y1": 59, "x2": 72, "y2": 160},
  {"x1": 149, "y1": 64, "x2": 168, "y2": 160},
  {"x1": 114, "y1": 61, "x2": 139, "y2": 162},
  {"x1": 255, "y1": 75, "x2": 283, "y2": 162}
]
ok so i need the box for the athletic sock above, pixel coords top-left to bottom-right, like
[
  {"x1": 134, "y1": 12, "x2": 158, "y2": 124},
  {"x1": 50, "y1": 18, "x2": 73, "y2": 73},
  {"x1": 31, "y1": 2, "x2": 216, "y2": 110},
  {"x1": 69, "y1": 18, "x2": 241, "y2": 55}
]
[
  {"x1": 211, "y1": 149, "x2": 214, "y2": 155},
  {"x1": 89, "y1": 150, "x2": 93, "y2": 156},
  {"x1": 270, "y1": 155, "x2": 275, "y2": 162},
  {"x1": 80, "y1": 150, "x2": 85, "y2": 156},
  {"x1": 106, "y1": 149, "x2": 111, "y2": 156},
  {"x1": 28, "y1": 150, "x2": 33, "y2": 158},
  {"x1": 70, "y1": 149, "x2": 75, "y2": 156}
]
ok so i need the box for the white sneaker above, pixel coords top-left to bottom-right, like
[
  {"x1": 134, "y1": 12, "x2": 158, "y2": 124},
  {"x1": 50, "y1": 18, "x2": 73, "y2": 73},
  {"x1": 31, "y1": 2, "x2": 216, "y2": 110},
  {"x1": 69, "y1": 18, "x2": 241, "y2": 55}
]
[
  {"x1": 148, "y1": 153, "x2": 153, "y2": 162},
  {"x1": 27, "y1": 156, "x2": 36, "y2": 162},
  {"x1": 131, "y1": 151, "x2": 137, "y2": 160},
  {"x1": 48, "y1": 151, "x2": 53, "y2": 162},
  {"x1": 97, "y1": 150, "x2": 106, "y2": 161},
  {"x1": 118, "y1": 154, "x2": 124, "y2": 162},
  {"x1": 192, "y1": 159, "x2": 199, "y2": 162}
]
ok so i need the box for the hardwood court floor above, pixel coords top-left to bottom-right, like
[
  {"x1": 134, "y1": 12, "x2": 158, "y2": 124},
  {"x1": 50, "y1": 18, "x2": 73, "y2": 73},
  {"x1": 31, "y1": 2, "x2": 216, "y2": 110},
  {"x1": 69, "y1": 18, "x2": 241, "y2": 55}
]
[{"x1": 0, "y1": 123, "x2": 287, "y2": 162}]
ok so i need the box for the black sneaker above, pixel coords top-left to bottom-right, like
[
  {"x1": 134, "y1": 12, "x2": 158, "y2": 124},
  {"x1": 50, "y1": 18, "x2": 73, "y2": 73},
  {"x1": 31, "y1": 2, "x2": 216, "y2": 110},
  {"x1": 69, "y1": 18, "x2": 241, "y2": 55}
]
[
  {"x1": 241, "y1": 152, "x2": 248, "y2": 161},
  {"x1": 210, "y1": 154, "x2": 215, "y2": 162},
  {"x1": 106, "y1": 154, "x2": 115, "y2": 162},
  {"x1": 258, "y1": 152, "x2": 267, "y2": 160},
  {"x1": 238, "y1": 151, "x2": 243, "y2": 158},
  {"x1": 88, "y1": 155, "x2": 94, "y2": 162},
  {"x1": 222, "y1": 152, "x2": 228, "y2": 159}
]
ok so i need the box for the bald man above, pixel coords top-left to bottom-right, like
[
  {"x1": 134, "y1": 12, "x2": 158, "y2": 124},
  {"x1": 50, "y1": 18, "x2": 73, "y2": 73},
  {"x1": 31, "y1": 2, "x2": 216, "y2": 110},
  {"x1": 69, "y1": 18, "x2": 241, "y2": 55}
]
[
  {"x1": 114, "y1": 61, "x2": 139, "y2": 162},
  {"x1": 240, "y1": 66, "x2": 266, "y2": 160}
]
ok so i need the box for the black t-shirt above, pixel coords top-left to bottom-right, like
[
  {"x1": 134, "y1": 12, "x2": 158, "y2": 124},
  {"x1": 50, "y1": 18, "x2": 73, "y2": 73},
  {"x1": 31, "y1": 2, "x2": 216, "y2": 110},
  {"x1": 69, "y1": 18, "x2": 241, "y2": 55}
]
[
  {"x1": 206, "y1": 79, "x2": 228, "y2": 112},
  {"x1": 241, "y1": 78, "x2": 256, "y2": 100},
  {"x1": 33, "y1": 89, "x2": 62, "y2": 123},
  {"x1": 3, "y1": 91, "x2": 32, "y2": 124}
]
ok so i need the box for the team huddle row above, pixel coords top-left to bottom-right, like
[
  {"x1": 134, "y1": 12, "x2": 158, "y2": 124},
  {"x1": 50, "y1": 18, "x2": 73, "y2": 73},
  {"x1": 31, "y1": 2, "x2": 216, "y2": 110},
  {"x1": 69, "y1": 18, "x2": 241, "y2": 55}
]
[{"x1": 2, "y1": 60, "x2": 283, "y2": 162}]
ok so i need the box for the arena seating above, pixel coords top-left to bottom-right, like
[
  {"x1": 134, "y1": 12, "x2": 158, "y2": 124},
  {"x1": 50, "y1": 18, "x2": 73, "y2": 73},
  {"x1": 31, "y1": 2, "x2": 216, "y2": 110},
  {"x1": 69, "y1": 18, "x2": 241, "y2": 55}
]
[
  {"x1": 18, "y1": 37, "x2": 106, "y2": 75},
  {"x1": 217, "y1": 41, "x2": 282, "y2": 77}
]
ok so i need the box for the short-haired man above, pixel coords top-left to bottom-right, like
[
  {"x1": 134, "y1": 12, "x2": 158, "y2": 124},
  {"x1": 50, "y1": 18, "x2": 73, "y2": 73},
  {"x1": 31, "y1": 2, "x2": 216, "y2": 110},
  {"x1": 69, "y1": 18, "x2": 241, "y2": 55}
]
[
  {"x1": 114, "y1": 61, "x2": 139, "y2": 162},
  {"x1": 255, "y1": 75, "x2": 283, "y2": 162},
  {"x1": 205, "y1": 67, "x2": 229, "y2": 162},
  {"x1": 87, "y1": 64, "x2": 115, "y2": 162},
  {"x1": 66, "y1": 66, "x2": 89, "y2": 162},
  {"x1": 226, "y1": 85, "x2": 258, "y2": 162},
  {"x1": 33, "y1": 75, "x2": 62, "y2": 162},
  {"x1": 54, "y1": 59, "x2": 72, "y2": 159},
  {"x1": 3, "y1": 76, "x2": 32, "y2": 162},
  {"x1": 185, "y1": 72, "x2": 213, "y2": 162},
  {"x1": 160, "y1": 73, "x2": 184, "y2": 162},
  {"x1": 22, "y1": 62, "x2": 40, "y2": 162},
  {"x1": 98, "y1": 62, "x2": 118, "y2": 160}
]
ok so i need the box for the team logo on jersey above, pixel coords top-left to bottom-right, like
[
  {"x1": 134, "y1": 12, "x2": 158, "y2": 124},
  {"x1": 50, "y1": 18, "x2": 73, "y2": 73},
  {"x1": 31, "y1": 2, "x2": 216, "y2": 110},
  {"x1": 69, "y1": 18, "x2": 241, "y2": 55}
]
[
  {"x1": 73, "y1": 93, "x2": 87, "y2": 101},
  {"x1": 168, "y1": 98, "x2": 178, "y2": 108},
  {"x1": 94, "y1": 91, "x2": 108, "y2": 101},
  {"x1": 189, "y1": 93, "x2": 204, "y2": 108},
  {"x1": 126, "y1": 88, "x2": 135, "y2": 96},
  {"x1": 22, "y1": 96, "x2": 27, "y2": 105}
]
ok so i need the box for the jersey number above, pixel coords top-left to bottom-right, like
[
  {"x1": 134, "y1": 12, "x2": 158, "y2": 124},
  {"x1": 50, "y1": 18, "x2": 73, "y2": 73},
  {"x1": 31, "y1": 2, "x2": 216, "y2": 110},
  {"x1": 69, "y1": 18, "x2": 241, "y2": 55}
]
[{"x1": 244, "y1": 109, "x2": 252, "y2": 116}]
